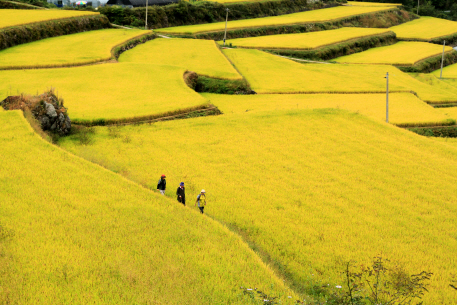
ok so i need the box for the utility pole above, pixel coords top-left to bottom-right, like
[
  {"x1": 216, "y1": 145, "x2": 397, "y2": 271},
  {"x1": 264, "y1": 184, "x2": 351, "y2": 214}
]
[
  {"x1": 386, "y1": 72, "x2": 389, "y2": 123},
  {"x1": 145, "y1": 0, "x2": 148, "y2": 30},
  {"x1": 440, "y1": 40, "x2": 446, "y2": 79},
  {"x1": 223, "y1": 8, "x2": 229, "y2": 47}
]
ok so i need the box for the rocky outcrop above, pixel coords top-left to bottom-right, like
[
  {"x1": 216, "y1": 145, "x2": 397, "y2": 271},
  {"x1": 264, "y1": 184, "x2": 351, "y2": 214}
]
[{"x1": 1, "y1": 91, "x2": 71, "y2": 135}]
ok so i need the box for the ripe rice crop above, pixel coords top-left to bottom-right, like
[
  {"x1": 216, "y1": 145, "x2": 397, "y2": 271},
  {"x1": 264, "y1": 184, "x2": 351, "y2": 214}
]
[
  {"x1": 346, "y1": 1, "x2": 401, "y2": 6},
  {"x1": 119, "y1": 38, "x2": 241, "y2": 80},
  {"x1": 437, "y1": 106, "x2": 457, "y2": 120},
  {"x1": 0, "y1": 29, "x2": 150, "y2": 69},
  {"x1": 410, "y1": 73, "x2": 457, "y2": 96},
  {"x1": 335, "y1": 41, "x2": 454, "y2": 65},
  {"x1": 202, "y1": 92, "x2": 452, "y2": 126},
  {"x1": 59, "y1": 109, "x2": 457, "y2": 304},
  {"x1": 389, "y1": 16, "x2": 457, "y2": 40},
  {"x1": 0, "y1": 110, "x2": 297, "y2": 304},
  {"x1": 0, "y1": 63, "x2": 208, "y2": 123},
  {"x1": 219, "y1": 27, "x2": 391, "y2": 50},
  {"x1": 157, "y1": 6, "x2": 396, "y2": 34},
  {"x1": 432, "y1": 62, "x2": 457, "y2": 79},
  {"x1": 223, "y1": 48, "x2": 457, "y2": 103},
  {"x1": 0, "y1": 9, "x2": 98, "y2": 29}
]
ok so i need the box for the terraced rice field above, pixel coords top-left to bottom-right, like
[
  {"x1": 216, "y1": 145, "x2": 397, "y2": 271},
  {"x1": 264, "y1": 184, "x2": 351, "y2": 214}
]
[
  {"x1": 0, "y1": 63, "x2": 207, "y2": 123},
  {"x1": 0, "y1": 110, "x2": 297, "y2": 304},
  {"x1": 220, "y1": 27, "x2": 391, "y2": 50},
  {"x1": 223, "y1": 48, "x2": 457, "y2": 103},
  {"x1": 203, "y1": 92, "x2": 452, "y2": 126},
  {"x1": 119, "y1": 38, "x2": 241, "y2": 79},
  {"x1": 0, "y1": 29, "x2": 151, "y2": 69},
  {"x1": 157, "y1": 6, "x2": 396, "y2": 34},
  {"x1": 433, "y1": 62, "x2": 457, "y2": 79},
  {"x1": 334, "y1": 41, "x2": 454, "y2": 65},
  {"x1": 410, "y1": 73, "x2": 457, "y2": 96},
  {"x1": 346, "y1": 1, "x2": 401, "y2": 6},
  {"x1": 390, "y1": 16, "x2": 457, "y2": 40},
  {"x1": 59, "y1": 108, "x2": 457, "y2": 304},
  {"x1": 0, "y1": 9, "x2": 98, "y2": 29}
]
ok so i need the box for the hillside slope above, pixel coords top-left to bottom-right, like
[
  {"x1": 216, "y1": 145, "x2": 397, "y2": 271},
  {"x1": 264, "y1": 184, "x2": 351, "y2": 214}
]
[
  {"x1": 59, "y1": 108, "x2": 457, "y2": 303},
  {"x1": 0, "y1": 110, "x2": 297, "y2": 304}
]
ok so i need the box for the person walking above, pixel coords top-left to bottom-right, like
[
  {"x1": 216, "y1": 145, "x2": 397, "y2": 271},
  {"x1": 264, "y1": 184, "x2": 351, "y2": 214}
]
[
  {"x1": 157, "y1": 175, "x2": 166, "y2": 195},
  {"x1": 196, "y1": 189, "x2": 206, "y2": 214},
  {"x1": 176, "y1": 182, "x2": 185, "y2": 206}
]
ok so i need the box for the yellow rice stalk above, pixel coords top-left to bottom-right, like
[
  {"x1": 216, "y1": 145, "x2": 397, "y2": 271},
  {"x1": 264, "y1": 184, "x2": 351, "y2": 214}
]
[
  {"x1": 346, "y1": 1, "x2": 401, "y2": 6},
  {"x1": 0, "y1": 110, "x2": 298, "y2": 304},
  {"x1": 0, "y1": 29, "x2": 151, "y2": 69},
  {"x1": 432, "y1": 63, "x2": 457, "y2": 79},
  {"x1": 389, "y1": 16, "x2": 457, "y2": 40},
  {"x1": 0, "y1": 63, "x2": 208, "y2": 122},
  {"x1": 334, "y1": 41, "x2": 454, "y2": 65},
  {"x1": 220, "y1": 27, "x2": 391, "y2": 50},
  {"x1": 222, "y1": 48, "x2": 457, "y2": 103},
  {"x1": 119, "y1": 38, "x2": 241, "y2": 80},
  {"x1": 59, "y1": 109, "x2": 457, "y2": 304},
  {"x1": 202, "y1": 92, "x2": 452, "y2": 126},
  {"x1": 157, "y1": 6, "x2": 397, "y2": 34},
  {"x1": 0, "y1": 9, "x2": 98, "y2": 29}
]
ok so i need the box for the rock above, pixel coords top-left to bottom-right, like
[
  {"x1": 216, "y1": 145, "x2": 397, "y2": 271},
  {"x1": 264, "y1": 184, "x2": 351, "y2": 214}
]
[
  {"x1": 50, "y1": 121, "x2": 57, "y2": 131},
  {"x1": 45, "y1": 102, "x2": 57, "y2": 118},
  {"x1": 41, "y1": 116, "x2": 50, "y2": 130}
]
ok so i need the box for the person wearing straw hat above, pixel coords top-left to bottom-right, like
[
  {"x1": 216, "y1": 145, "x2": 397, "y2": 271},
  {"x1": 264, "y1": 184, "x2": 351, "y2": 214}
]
[
  {"x1": 196, "y1": 189, "x2": 206, "y2": 214},
  {"x1": 176, "y1": 182, "x2": 185, "y2": 206},
  {"x1": 157, "y1": 174, "x2": 166, "y2": 195}
]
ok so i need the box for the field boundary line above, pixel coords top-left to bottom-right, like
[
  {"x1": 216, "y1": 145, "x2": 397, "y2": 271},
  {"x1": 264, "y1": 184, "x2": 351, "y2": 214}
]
[{"x1": 72, "y1": 104, "x2": 221, "y2": 127}]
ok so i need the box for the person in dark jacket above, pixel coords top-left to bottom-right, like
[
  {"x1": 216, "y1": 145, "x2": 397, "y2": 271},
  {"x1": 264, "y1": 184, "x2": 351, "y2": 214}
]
[
  {"x1": 176, "y1": 182, "x2": 185, "y2": 205},
  {"x1": 157, "y1": 174, "x2": 166, "y2": 195}
]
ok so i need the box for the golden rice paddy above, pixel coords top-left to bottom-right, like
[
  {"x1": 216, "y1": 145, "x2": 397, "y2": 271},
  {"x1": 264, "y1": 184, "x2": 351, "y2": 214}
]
[
  {"x1": 0, "y1": 29, "x2": 151, "y2": 69},
  {"x1": 223, "y1": 48, "x2": 457, "y2": 103},
  {"x1": 0, "y1": 110, "x2": 297, "y2": 304},
  {"x1": 219, "y1": 27, "x2": 391, "y2": 50},
  {"x1": 202, "y1": 92, "x2": 451, "y2": 126},
  {"x1": 390, "y1": 16, "x2": 457, "y2": 40},
  {"x1": 58, "y1": 108, "x2": 457, "y2": 304},
  {"x1": 0, "y1": 9, "x2": 98, "y2": 29},
  {"x1": 346, "y1": 1, "x2": 401, "y2": 6},
  {"x1": 119, "y1": 38, "x2": 241, "y2": 79},
  {"x1": 334, "y1": 41, "x2": 454, "y2": 65},
  {"x1": 0, "y1": 63, "x2": 207, "y2": 123},
  {"x1": 157, "y1": 6, "x2": 396, "y2": 34}
]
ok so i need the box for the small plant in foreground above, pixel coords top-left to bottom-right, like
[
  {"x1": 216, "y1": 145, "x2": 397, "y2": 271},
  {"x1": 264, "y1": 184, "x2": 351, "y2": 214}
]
[{"x1": 336, "y1": 255, "x2": 432, "y2": 305}]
